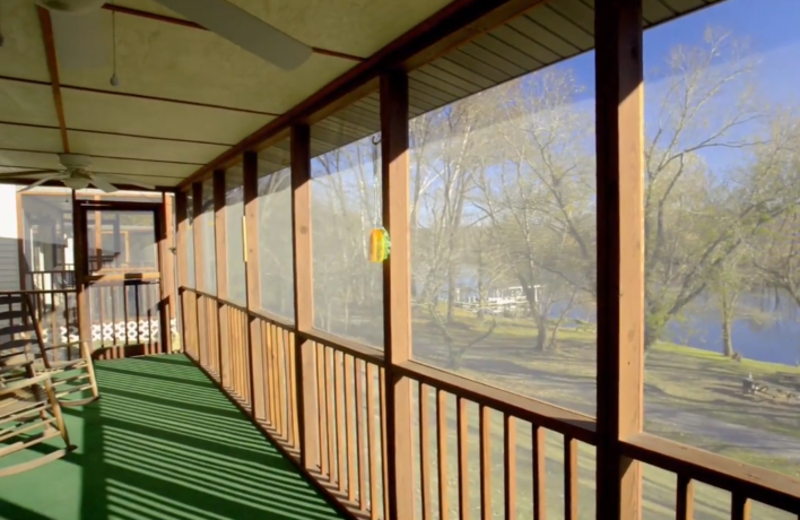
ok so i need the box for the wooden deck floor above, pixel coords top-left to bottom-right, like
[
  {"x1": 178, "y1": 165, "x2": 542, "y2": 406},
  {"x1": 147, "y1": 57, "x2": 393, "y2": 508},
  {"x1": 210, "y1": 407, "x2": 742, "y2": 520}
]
[{"x1": 0, "y1": 355, "x2": 346, "y2": 520}]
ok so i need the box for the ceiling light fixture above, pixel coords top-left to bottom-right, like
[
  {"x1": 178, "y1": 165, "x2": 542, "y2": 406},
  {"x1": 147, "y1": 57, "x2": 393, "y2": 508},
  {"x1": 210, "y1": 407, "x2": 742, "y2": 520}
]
[{"x1": 109, "y1": 0, "x2": 120, "y2": 86}]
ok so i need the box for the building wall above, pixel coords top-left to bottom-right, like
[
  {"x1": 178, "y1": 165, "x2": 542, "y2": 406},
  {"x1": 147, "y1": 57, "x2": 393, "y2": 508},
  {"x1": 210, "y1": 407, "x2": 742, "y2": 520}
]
[{"x1": 0, "y1": 185, "x2": 19, "y2": 291}]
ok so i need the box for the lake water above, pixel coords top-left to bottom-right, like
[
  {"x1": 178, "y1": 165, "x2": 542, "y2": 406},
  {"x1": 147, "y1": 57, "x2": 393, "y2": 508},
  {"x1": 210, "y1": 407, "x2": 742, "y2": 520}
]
[{"x1": 668, "y1": 293, "x2": 800, "y2": 366}]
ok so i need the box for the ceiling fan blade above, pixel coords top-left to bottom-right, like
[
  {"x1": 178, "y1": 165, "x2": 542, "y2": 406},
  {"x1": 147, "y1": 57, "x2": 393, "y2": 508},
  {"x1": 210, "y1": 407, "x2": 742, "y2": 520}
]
[
  {"x1": 93, "y1": 173, "x2": 157, "y2": 191},
  {"x1": 0, "y1": 170, "x2": 58, "y2": 179},
  {"x1": 19, "y1": 174, "x2": 66, "y2": 192},
  {"x1": 153, "y1": 0, "x2": 313, "y2": 70},
  {"x1": 88, "y1": 175, "x2": 120, "y2": 194},
  {"x1": 50, "y1": 9, "x2": 110, "y2": 70}
]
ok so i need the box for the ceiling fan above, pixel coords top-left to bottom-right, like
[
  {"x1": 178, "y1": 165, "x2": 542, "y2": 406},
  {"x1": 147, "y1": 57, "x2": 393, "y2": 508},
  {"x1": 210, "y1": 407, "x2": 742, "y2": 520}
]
[
  {"x1": 35, "y1": 0, "x2": 313, "y2": 71},
  {"x1": 0, "y1": 153, "x2": 156, "y2": 193}
]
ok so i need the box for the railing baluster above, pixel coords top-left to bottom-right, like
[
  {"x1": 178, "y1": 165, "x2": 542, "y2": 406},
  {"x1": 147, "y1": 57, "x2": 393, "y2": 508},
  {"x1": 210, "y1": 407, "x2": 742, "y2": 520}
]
[
  {"x1": 335, "y1": 350, "x2": 347, "y2": 492},
  {"x1": 356, "y1": 358, "x2": 368, "y2": 511},
  {"x1": 366, "y1": 362, "x2": 380, "y2": 520},
  {"x1": 565, "y1": 435, "x2": 578, "y2": 520},
  {"x1": 289, "y1": 331, "x2": 299, "y2": 449},
  {"x1": 326, "y1": 346, "x2": 337, "y2": 486},
  {"x1": 345, "y1": 354, "x2": 357, "y2": 502},
  {"x1": 480, "y1": 404, "x2": 491, "y2": 520},
  {"x1": 419, "y1": 382, "x2": 432, "y2": 520},
  {"x1": 731, "y1": 494, "x2": 751, "y2": 520},
  {"x1": 270, "y1": 322, "x2": 279, "y2": 428},
  {"x1": 261, "y1": 321, "x2": 275, "y2": 430},
  {"x1": 458, "y1": 397, "x2": 469, "y2": 520},
  {"x1": 380, "y1": 367, "x2": 389, "y2": 520},
  {"x1": 317, "y1": 342, "x2": 328, "y2": 478},
  {"x1": 504, "y1": 415, "x2": 516, "y2": 520},
  {"x1": 676, "y1": 474, "x2": 693, "y2": 520},
  {"x1": 277, "y1": 325, "x2": 287, "y2": 438},
  {"x1": 438, "y1": 389, "x2": 450, "y2": 520},
  {"x1": 532, "y1": 425, "x2": 546, "y2": 520}
]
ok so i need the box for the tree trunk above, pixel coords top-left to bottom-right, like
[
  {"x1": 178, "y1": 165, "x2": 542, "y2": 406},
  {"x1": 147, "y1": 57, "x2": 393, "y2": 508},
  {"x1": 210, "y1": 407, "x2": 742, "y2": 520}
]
[
  {"x1": 447, "y1": 268, "x2": 457, "y2": 325},
  {"x1": 722, "y1": 316, "x2": 734, "y2": 357},
  {"x1": 535, "y1": 314, "x2": 547, "y2": 351},
  {"x1": 644, "y1": 323, "x2": 660, "y2": 352},
  {"x1": 720, "y1": 292, "x2": 738, "y2": 357}
]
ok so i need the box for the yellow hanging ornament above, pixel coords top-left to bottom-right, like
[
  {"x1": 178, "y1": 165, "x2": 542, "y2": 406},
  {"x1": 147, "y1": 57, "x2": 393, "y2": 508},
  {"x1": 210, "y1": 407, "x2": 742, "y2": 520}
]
[{"x1": 369, "y1": 227, "x2": 391, "y2": 263}]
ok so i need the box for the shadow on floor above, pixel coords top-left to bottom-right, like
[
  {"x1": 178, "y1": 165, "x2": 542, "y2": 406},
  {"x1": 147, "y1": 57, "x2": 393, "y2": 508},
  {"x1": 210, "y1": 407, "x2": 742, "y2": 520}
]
[{"x1": 0, "y1": 355, "x2": 344, "y2": 520}]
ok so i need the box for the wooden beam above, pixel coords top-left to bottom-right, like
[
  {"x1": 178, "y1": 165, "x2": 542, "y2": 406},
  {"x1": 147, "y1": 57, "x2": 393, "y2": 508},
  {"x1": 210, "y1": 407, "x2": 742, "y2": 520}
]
[
  {"x1": 101, "y1": 4, "x2": 366, "y2": 62},
  {"x1": 15, "y1": 191, "x2": 27, "y2": 291},
  {"x1": 212, "y1": 170, "x2": 228, "y2": 301},
  {"x1": 0, "y1": 176, "x2": 179, "y2": 193},
  {"x1": 290, "y1": 124, "x2": 320, "y2": 471},
  {"x1": 0, "y1": 146, "x2": 204, "y2": 167},
  {"x1": 71, "y1": 191, "x2": 91, "y2": 346},
  {"x1": 36, "y1": 8, "x2": 70, "y2": 153},
  {"x1": 159, "y1": 192, "x2": 176, "y2": 354},
  {"x1": 213, "y1": 170, "x2": 229, "y2": 385},
  {"x1": 175, "y1": 192, "x2": 189, "y2": 282},
  {"x1": 0, "y1": 120, "x2": 236, "y2": 147},
  {"x1": 0, "y1": 75, "x2": 279, "y2": 117},
  {"x1": 380, "y1": 70, "x2": 414, "y2": 520},
  {"x1": 191, "y1": 183, "x2": 204, "y2": 292},
  {"x1": 594, "y1": 0, "x2": 645, "y2": 519},
  {"x1": 243, "y1": 151, "x2": 267, "y2": 423},
  {"x1": 178, "y1": 0, "x2": 552, "y2": 188}
]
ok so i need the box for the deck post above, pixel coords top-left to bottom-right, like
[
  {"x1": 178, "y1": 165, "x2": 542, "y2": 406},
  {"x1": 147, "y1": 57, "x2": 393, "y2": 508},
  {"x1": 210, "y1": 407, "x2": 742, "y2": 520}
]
[
  {"x1": 242, "y1": 152, "x2": 267, "y2": 423},
  {"x1": 192, "y1": 182, "x2": 206, "y2": 366},
  {"x1": 158, "y1": 192, "x2": 176, "y2": 355},
  {"x1": 594, "y1": 0, "x2": 645, "y2": 519},
  {"x1": 213, "y1": 169, "x2": 230, "y2": 388},
  {"x1": 72, "y1": 190, "x2": 91, "y2": 353},
  {"x1": 175, "y1": 191, "x2": 191, "y2": 356},
  {"x1": 290, "y1": 124, "x2": 321, "y2": 469},
  {"x1": 380, "y1": 70, "x2": 415, "y2": 520},
  {"x1": 243, "y1": 151, "x2": 267, "y2": 423}
]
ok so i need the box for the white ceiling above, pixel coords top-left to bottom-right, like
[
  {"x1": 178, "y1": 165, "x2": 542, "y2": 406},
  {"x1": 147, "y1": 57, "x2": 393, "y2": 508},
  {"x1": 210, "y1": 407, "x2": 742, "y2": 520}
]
[{"x1": 0, "y1": 0, "x2": 456, "y2": 187}]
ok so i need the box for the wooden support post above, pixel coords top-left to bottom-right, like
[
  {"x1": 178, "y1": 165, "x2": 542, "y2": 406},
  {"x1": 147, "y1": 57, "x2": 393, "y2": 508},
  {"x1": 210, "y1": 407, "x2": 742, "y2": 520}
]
[
  {"x1": 594, "y1": 1, "x2": 645, "y2": 519},
  {"x1": 380, "y1": 70, "x2": 414, "y2": 520},
  {"x1": 213, "y1": 170, "x2": 229, "y2": 386},
  {"x1": 244, "y1": 151, "x2": 267, "y2": 422},
  {"x1": 291, "y1": 124, "x2": 320, "y2": 471},
  {"x1": 72, "y1": 191, "x2": 91, "y2": 352},
  {"x1": 158, "y1": 192, "x2": 176, "y2": 354},
  {"x1": 15, "y1": 191, "x2": 27, "y2": 291},
  {"x1": 192, "y1": 182, "x2": 205, "y2": 365},
  {"x1": 175, "y1": 191, "x2": 190, "y2": 355}
]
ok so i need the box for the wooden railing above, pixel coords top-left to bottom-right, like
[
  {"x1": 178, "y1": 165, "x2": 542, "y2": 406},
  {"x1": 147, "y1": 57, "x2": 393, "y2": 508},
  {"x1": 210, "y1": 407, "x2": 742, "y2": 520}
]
[
  {"x1": 179, "y1": 287, "x2": 800, "y2": 520},
  {"x1": 0, "y1": 289, "x2": 80, "y2": 361},
  {"x1": 87, "y1": 280, "x2": 164, "y2": 357},
  {"x1": 12, "y1": 275, "x2": 166, "y2": 359}
]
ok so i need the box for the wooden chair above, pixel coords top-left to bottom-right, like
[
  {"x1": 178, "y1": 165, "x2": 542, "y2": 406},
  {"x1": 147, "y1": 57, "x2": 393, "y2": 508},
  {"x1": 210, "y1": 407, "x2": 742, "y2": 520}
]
[
  {"x1": 0, "y1": 371, "x2": 75, "y2": 477},
  {"x1": 0, "y1": 292, "x2": 100, "y2": 408}
]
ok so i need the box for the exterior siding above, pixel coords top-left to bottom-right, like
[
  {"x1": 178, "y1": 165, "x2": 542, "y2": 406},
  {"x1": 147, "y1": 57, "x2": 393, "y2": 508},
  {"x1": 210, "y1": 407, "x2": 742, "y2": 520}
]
[{"x1": 0, "y1": 185, "x2": 20, "y2": 291}]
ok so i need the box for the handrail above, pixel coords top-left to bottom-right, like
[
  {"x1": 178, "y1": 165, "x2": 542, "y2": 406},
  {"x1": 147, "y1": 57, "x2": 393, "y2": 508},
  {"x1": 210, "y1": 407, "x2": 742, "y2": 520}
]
[
  {"x1": 396, "y1": 359, "x2": 597, "y2": 443},
  {"x1": 622, "y1": 433, "x2": 800, "y2": 513},
  {"x1": 0, "y1": 289, "x2": 76, "y2": 295},
  {"x1": 179, "y1": 286, "x2": 800, "y2": 518}
]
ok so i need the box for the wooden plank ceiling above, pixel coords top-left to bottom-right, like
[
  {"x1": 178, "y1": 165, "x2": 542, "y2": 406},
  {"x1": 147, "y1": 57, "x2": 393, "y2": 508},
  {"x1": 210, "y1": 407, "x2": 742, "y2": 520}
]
[
  {"x1": 0, "y1": 0, "x2": 456, "y2": 188},
  {"x1": 0, "y1": 0, "x2": 719, "y2": 187}
]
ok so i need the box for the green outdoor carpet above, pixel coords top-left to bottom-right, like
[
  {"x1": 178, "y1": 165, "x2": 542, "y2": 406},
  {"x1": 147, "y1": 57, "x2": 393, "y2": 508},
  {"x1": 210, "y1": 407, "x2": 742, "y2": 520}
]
[{"x1": 0, "y1": 355, "x2": 346, "y2": 520}]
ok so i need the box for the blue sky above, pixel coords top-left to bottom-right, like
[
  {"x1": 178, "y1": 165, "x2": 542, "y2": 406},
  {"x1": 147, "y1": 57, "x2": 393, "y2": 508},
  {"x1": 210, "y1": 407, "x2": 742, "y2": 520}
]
[
  {"x1": 546, "y1": 0, "x2": 800, "y2": 173},
  {"x1": 558, "y1": 0, "x2": 800, "y2": 100}
]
